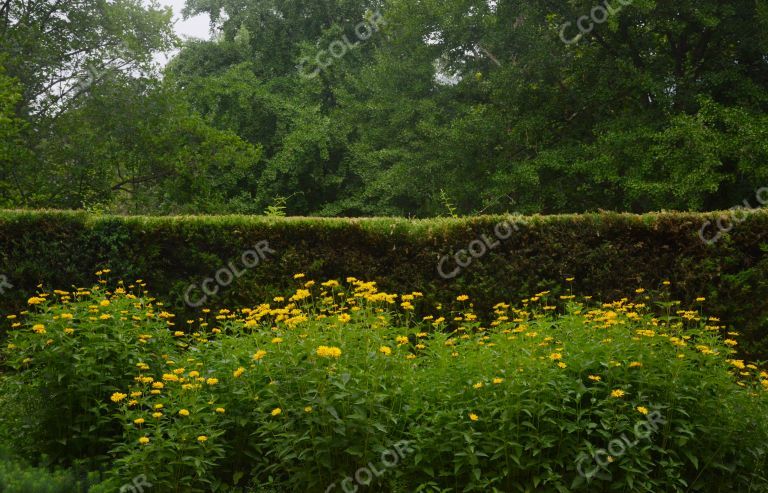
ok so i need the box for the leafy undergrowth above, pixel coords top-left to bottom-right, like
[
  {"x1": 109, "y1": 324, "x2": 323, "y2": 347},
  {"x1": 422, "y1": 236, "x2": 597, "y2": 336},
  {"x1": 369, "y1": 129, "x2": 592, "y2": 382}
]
[
  {"x1": 1, "y1": 277, "x2": 767, "y2": 492},
  {"x1": 0, "y1": 448, "x2": 95, "y2": 493}
]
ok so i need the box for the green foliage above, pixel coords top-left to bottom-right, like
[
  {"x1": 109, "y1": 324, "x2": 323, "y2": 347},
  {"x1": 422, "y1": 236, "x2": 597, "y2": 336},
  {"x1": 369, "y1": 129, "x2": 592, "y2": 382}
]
[
  {"x1": 1, "y1": 285, "x2": 175, "y2": 467},
  {"x1": 0, "y1": 0, "x2": 176, "y2": 118},
  {"x1": 0, "y1": 62, "x2": 30, "y2": 208},
  {"x1": 0, "y1": 451, "x2": 94, "y2": 493},
  {"x1": 0, "y1": 210, "x2": 767, "y2": 358},
  {"x1": 264, "y1": 195, "x2": 299, "y2": 217},
  {"x1": 27, "y1": 77, "x2": 263, "y2": 213},
  {"x1": 439, "y1": 189, "x2": 459, "y2": 218},
  {"x1": 2, "y1": 280, "x2": 767, "y2": 491},
  {"x1": 3, "y1": 0, "x2": 768, "y2": 214}
]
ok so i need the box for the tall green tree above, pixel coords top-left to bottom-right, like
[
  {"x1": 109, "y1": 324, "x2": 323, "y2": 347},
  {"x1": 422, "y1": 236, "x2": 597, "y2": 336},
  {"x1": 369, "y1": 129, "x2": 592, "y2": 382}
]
[
  {"x1": 0, "y1": 61, "x2": 31, "y2": 207},
  {"x1": 32, "y1": 75, "x2": 263, "y2": 213},
  {"x1": 0, "y1": 0, "x2": 177, "y2": 119}
]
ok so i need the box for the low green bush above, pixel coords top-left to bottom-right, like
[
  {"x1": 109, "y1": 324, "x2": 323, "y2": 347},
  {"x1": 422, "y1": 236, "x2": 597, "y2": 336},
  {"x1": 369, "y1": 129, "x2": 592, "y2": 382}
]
[
  {"x1": 0, "y1": 449, "x2": 94, "y2": 493},
  {"x1": 2, "y1": 278, "x2": 766, "y2": 492}
]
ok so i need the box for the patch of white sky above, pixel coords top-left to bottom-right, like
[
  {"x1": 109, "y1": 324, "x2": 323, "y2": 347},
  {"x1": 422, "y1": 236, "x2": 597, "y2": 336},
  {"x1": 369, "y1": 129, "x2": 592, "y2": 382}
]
[{"x1": 150, "y1": 0, "x2": 212, "y2": 65}]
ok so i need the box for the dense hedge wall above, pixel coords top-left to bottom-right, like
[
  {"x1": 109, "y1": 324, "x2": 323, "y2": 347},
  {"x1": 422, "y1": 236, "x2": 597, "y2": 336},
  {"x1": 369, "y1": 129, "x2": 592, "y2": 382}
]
[{"x1": 0, "y1": 209, "x2": 767, "y2": 357}]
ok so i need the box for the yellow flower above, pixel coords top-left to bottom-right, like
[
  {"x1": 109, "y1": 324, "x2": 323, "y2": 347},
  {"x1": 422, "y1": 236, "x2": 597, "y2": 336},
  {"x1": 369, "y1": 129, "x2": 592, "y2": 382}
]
[
  {"x1": 456, "y1": 295, "x2": 469, "y2": 302},
  {"x1": 395, "y1": 335, "x2": 409, "y2": 345},
  {"x1": 696, "y1": 297, "x2": 706, "y2": 302},
  {"x1": 271, "y1": 337, "x2": 283, "y2": 344},
  {"x1": 138, "y1": 437, "x2": 150, "y2": 445},
  {"x1": 253, "y1": 350, "x2": 267, "y2": 361},
  {"x1": 293, "y1": 273, "x2": 305, "y2": 279},
  {"x1": 188, "y1": 371, "x2": 200, "y2": 378},
  {"x1": 468, "y1": 413, "x2": 479, "y2": 422},
  {"x1": 610, "y1": 389, "x2": 626, "y2": 398},
  {"x1": 628, "y1": 362, "x2": 643, "y2": 368},
  {"x1": 178, "y1": 409, "x2": 190, "y2": 417},
  {"x1": 549, "y1": 353, "x2": 562, "y2": 361},
  {"x1": 338, "y1": 313, "x2": 351, "y2": 323},
  {"x1": 100, "y1": 299, "x2": 111, "y2": 307},
  {"x1": 27, "y1": 297, "x2": 45, "y2": 305},
  {"x1": 637, "y1": 406, "x2": 649, "y2": 415},
  {"x1": 316, "y1": 346, "x2": 342, "y2": 359},
  {"x1": 724, "y1": 339, "x2": 738, "y2": 347},
  {"x1": 379, "y1": 346, "x2": 392, "y2": 356},
  {"x1": 473, "y1": 382, "x2": 484, "y2": 389},
  {"x1": 557, "y1": 362, "x2": 567, "y2": 369},
  {"x1": 290, "y1": 289, "x2": 311, "y2": 302},
  {"x1": 492, "y1": 377, "x2": 504, "y2": 384},
  {"x1": 133, "y1": 418, "x2": 145, "y2": 425},
  {"x1": 32, "y1": 324, "x2": 46, "y2": 334},
  {"x1": 588, "y1": 375, "x2": 602, "y2": 382},
  {"x1": 635, "y1": 288, "x2": 645, "y2": 294},
  {"x1": 197, "y1": 435, "x2": 208, "y2": 442},
  {"x1": 110, "y1": 392, "x2": 127, "y2": 403},
  {"x1": 271, "y1": 407, "x2": 282, "y2": 416},
  {"x1": 304, "y1": 406, "x2": 313, "y2": 413},
  {"x1": 215, "y1": 407, "x2": 225, "y2": 414},
  {"x1": 206, "y1": 378, "x2": 219, "y2": 385},
  {"x1": 173, "y1": 331, "x2": 185, "y2": 337},
  {"x1": 233, "y1": 367, "x2": 245, "y2": 378},
  {"x1": 152, "y1": 412, "x2": 163, "y2": 418}
]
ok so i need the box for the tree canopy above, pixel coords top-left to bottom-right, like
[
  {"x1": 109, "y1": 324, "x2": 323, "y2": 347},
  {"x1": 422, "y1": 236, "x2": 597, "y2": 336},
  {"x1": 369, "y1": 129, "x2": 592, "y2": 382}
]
[{"x1": 1, "y1": 0, "x2": 767, "y2": 215}]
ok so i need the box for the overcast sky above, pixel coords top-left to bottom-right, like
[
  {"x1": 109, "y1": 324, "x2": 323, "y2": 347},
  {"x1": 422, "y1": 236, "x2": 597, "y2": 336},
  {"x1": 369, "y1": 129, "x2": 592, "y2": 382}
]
[
  {"x1": 153, "y1": 0, "x2": 211, "y2": 64},
  {"x1": 157, "y1": 0, "x2": 212, "y2": 40}
]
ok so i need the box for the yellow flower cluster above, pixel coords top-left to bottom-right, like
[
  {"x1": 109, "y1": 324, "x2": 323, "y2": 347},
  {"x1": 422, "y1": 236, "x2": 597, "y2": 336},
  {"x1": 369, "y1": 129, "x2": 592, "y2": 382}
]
[{"x1": 316, "y1": 346, "x2": 342, "y2": 359}]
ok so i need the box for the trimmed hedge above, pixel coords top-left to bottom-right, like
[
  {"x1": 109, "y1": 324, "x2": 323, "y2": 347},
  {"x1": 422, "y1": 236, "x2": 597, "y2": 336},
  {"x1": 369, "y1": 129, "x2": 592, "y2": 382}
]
[{"x1": 0, "y1": 209, "x2": 766, "y2": 356}]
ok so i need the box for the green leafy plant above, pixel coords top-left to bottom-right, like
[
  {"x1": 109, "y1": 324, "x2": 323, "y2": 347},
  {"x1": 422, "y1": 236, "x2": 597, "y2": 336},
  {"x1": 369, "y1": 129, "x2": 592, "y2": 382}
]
[
  {"x1": 2, "y1": 278, "x2": 767, "y2": 492},
  {"x1": 439, "y1": 189, "x2": 459, "y2": 218},
  {"x1": 263, "y1": 195, "x2": 290, "y2": 217}
]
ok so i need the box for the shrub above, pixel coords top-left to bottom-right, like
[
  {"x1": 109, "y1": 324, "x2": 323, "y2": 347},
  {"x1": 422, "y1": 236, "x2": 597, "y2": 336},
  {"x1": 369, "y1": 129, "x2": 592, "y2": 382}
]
[
  {"x1": 0, "y1": 210, "x2": 767, "y2": 357},
  {"x1": 1, "y1": 280, "x2": 174, "y2": 466},
  {"x1": 0, "y1": 448, "x2": 95, "y2": 493},
  {"x1": 2, "y1": 277, "x2": 767, "y2": 492}
]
